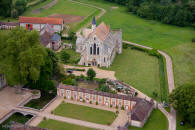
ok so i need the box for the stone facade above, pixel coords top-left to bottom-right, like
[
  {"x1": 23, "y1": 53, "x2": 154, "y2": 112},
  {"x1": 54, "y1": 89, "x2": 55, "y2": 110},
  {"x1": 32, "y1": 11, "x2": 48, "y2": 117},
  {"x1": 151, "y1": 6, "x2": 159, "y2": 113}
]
[
  {"x1": 57, "y1": 83, "x2": 154, "y2": 128},
  {"x1": 76, "y1": 17, "x2": 122, "y2": 67},
  {"x1": 58, "y1": 83, "x2": 136, "y2": 111}
]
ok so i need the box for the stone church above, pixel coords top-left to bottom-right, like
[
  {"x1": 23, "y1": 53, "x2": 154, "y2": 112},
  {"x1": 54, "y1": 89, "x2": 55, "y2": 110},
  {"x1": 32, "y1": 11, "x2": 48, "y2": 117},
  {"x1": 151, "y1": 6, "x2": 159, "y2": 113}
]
[{"x1": 76, "y1": 17, "x2": 122, "y2": 67}]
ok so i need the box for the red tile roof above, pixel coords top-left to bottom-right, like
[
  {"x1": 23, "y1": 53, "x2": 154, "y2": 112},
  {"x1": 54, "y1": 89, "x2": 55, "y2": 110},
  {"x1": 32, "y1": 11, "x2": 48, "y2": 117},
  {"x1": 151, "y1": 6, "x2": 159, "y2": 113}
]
[
  {"x1": 93, "y1": 22, "x2": 110, "y2": 41},
  {"x1": 19, "y1": 16, "x2": 63, "y2": 25}
]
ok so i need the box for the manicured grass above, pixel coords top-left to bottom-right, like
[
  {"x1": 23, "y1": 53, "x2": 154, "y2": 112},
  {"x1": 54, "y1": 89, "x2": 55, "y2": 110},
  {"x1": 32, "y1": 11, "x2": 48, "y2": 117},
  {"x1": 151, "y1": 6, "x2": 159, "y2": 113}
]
[
  {"x1": 24, "y1": 92, "x2": 55, "y2": 110},
  {"x1": 53, "y1": 102, "x2": 117, "y2": 125},
  {"x1": 0, "y1": 112, "x2": 32, "y2": 129},
  {"x1": 105, "y1": 48, "x2": 161, "y2": 101},
  {"x1": 38, "y1": 119, "x2": 96, "y2": 130},
  {"x1": 129, "y1": 109, "x2": 168, "y2": 130},
  {"x1": 23, "y1": 0, "x2": 96, "y2": 17},
  {"x1": 75, "y1": 0, "x2": 195, "y2": 90}
]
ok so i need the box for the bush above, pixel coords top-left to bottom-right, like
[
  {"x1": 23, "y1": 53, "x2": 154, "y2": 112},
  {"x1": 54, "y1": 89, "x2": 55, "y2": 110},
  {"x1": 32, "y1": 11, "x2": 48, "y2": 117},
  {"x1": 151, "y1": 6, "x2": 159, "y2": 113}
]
[
  {"x1": 148, "y1": 49, "x2": 160, "y2": 57},
  {"x1": 64, "y1": 96, "x2": 66, "y2": 99},
  {"x1": 152, "y1": 91, "x2": 158, "y2": 98},
  {"x1": 83, "y1": 99, "x2": 85, "y2": 103},
  {"x1": 192, "y1": 38, "x2": 195, "y2": 42},
  {"x1": 87, "y1": 68, "x2": 96, "y2": 80},
  {"x1": 43, "y1": 117, "x2": 47, "y2": 120},
  {"x1": 90, "y1": 101, "x2": 92, "y2": 104},
  {"x1": 60, "y1": 50, "x2": 70, "y2": 63},
  {"x1": 123, "y1": 43, "x2": 128, "y2": 49},
  {"x1": 62, "y1": 78, "x2": 73, "y2": 85},
  {"x1": 96, "y1": 101, "x2": 98, "y2": 105},
  {"x1": 121, "y1": 106, "x2": 124, "y2": 110},
  {"x1": 135, "y1": 92, "x2": 138, "y2": 96},
  {"x1": 71, "y1": 97, "x2": 73, "y2": 100},
  {"x1": 116, "y1": 110, "x2": 119, "y2": 114},
  {"x1": 116, "y1": 105, "x2": 118, "y2": 109},
  {"x1": 110, "y1": 104, "x2": 112, "y2": 108}
]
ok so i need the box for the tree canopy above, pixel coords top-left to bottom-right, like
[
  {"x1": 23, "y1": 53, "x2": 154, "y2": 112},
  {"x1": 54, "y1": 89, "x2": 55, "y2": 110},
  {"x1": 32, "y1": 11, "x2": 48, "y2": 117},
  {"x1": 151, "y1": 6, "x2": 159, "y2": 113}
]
[
  {"x1": 87, "y1": 68, "x2": 96, "y2": 80},
  {"x1": 169, "y1": 84, "x2": 195, "y2": 126},
  {"x1": 0, "y1": 27, "x2": 46, "y2": 86}
]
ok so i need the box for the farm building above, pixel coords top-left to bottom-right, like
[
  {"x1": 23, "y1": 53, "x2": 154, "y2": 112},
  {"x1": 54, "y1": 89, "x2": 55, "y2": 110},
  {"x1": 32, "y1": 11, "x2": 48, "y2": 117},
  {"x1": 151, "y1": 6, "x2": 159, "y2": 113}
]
[
  {"x1": 0, "y1": 21, "x2": 19, "y2": 30},
  {"x1": 40, "y1": 24, "x2": 61, "y2": 50},
  {"x1": 19, "y1": 16, "x2": 64, "y2": 32},
  {"x1": 57, "y1": 83, "x2": 154, "y2": 127}
]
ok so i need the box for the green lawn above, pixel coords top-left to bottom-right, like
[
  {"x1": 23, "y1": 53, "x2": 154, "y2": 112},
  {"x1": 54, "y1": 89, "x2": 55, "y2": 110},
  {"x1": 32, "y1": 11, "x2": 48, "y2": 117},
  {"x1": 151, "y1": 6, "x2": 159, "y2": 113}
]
[
  {"x1": 75, "y1": 0, "x2": 195, "y2": 91},
  {"x1": 53, "y1": 102, "x2": 117, "y2": 125},
  {"x1": 23, "y1": 0, "x2": 96, "y2": 17},
  {"x1": 38, "y1": 119, "x2": 96, "y2": 130},
  {"x1": 105, "y1": 48, "x2": 161, "y2": 101},
  {"x1": 129, "y1": 109, "x2": 168, "y2": 130}
]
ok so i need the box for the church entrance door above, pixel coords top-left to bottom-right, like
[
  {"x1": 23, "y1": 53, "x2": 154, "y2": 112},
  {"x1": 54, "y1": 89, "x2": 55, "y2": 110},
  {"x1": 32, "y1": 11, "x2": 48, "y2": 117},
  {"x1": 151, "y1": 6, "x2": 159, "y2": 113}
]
[{"x1": 92, "y1": 59, "x2": 97, "y2": 66}]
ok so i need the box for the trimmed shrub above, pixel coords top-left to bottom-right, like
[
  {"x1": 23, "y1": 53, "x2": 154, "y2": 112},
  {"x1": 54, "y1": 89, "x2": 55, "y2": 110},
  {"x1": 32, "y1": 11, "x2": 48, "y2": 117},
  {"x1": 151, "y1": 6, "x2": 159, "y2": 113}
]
[
  {"x1": 64, "y1": 96, "x2": 66, "y2": 99},
  {"x1": 83, "y1": 99, "x2": 85, "y2": 103},
  {"x1": 110, "y1": 104, "x2": 112, "y2": 108},
  {"x1": 71, "y1": 97, "x2": 73, "y2": 100},
  {"x1": 116, "y1": 110, "x2": 119, "y2": 114},
  {"x1": 192, "y1": 38, "x2": 195, "y2": 42},
  {"x1": 121, "y1": 106, "x2": 124, "y2": 110},
  {"x1": 90, "y1": 101, "x2": 92, "y2": 104},
  {"x1": 96, "y1": 101, "x2": 98, "y2": 105},
  {"x1": 116, "y1": 105, "x2": 118, "y2": 109}
]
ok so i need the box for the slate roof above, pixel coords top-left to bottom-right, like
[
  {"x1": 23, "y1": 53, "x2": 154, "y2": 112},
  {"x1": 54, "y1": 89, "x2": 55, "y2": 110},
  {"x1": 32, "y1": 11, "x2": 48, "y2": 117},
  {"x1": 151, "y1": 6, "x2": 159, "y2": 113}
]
[
  {"x1": 92, "y1": 16, "x2": 96, "y2": 25},
  {"x1": 0, "y1": 21, "x2": 19, "y2": 26},
  {"x1": 58, "y1": 83, "x2": 139, "y2": 101},
  {"x1": 131, "y1": 99, "x2": 154, "y2": 121},
  {"x1": 51, "y1": 33, "x2": 61, "y2": 41},
  {"x1": 19, "y1": 16, "x2": 63, "y2": 25},
  {"x1": 93, "y1": 22, "x2": 110, "y2": 41},
  {"x1": 40, "y1": 31, "x2": 52, "y2": 46}
]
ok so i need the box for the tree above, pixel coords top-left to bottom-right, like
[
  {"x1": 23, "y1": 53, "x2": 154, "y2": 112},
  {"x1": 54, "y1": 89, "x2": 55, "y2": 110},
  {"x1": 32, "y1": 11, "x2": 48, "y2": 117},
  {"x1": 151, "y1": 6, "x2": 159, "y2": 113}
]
[
  {"x1": 87, "y1": 68, "x2": 96, "y2": 80},
  {"x1": 60, "y1": 50, "x2": 70, "y2": 63},
  {"x1": 0, "y1": 27, "x2": 46, "y2": 87},
  {"x1": 169, "y1": 84, "x2": 195, "y2": 126}
]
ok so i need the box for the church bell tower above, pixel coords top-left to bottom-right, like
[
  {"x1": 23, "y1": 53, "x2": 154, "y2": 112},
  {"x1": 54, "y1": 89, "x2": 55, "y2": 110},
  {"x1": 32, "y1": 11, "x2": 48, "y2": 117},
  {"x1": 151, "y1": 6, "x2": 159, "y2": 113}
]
[{"x1": 92, "y1": 16, "x2": 96, "y2": 31}]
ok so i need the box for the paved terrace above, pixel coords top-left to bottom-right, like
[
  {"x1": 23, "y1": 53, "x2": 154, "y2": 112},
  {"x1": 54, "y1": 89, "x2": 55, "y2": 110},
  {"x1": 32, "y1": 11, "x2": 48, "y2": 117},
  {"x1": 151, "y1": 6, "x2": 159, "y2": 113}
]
[{"x1": 0, "y1": 87, "x2": 32, "y2": 120}]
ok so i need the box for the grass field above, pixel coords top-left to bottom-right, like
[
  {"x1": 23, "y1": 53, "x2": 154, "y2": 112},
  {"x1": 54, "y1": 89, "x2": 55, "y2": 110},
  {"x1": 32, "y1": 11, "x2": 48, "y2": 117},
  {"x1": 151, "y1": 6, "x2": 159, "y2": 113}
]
[
  {"x1": 53, "y1": 102, "x2": 117, "y2": 125},
  {"x1": 105, "y1": 48, "x2": 161, "y2": 101},
  {"x1": 75, "y1": 0, "x2": 195, "y2": 90},
  {"x1": 38, "y1": 119, "x2": 96, "y2": 130},
  {"x1": 129, "y1": 109, "x2": 168, "y2": 130}
]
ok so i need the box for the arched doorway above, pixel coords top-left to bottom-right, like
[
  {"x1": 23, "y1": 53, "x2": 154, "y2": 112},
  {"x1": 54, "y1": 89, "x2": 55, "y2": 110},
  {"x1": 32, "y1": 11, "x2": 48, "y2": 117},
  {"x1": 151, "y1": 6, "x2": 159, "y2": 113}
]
[{"x1": 92, "y1": 59, "x2": 97, "y2": 66}]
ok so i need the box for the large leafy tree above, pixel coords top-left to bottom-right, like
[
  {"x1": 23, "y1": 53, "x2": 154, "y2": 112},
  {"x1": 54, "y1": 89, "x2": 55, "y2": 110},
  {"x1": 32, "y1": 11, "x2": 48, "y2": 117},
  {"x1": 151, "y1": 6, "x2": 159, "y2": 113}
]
[
  {"x1": 169, "y1": 84, "x2": 195, "y2": 126},
  {"x1": 0, "y1": 27, "x2": 46, "y2": 86},
  {"x1": 87, "y1": 68, "x2": 96, "y2": 80}
]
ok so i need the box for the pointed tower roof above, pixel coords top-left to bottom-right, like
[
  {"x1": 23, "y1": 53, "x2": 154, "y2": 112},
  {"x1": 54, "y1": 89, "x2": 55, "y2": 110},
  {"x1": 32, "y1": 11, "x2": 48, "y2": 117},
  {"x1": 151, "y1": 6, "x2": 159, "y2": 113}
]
[{"x1": 92, "y1": 16, "x2": 96, "y2": 25}]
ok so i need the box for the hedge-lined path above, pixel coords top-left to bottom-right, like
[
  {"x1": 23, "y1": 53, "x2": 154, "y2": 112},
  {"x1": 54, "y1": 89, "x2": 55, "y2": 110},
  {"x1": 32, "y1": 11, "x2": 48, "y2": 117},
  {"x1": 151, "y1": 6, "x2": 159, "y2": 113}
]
[{"x1": 123, "y1": 40, "x2": 176, "y2": 130}]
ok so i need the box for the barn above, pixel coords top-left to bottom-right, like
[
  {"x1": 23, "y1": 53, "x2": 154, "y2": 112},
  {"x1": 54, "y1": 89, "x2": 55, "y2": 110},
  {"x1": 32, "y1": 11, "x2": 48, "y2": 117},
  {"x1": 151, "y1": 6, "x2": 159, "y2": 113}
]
[{"x1": 19, "y1": 16, "x2": 64, "y2": 32}]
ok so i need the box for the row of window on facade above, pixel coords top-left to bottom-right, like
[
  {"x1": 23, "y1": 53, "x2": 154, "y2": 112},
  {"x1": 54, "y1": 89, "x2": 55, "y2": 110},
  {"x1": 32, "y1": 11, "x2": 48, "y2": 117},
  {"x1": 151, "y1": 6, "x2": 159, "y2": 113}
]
[
  {"x1": 60, "y1": 89, "x2": 130, "y2": 108},
  {"x1": 25, "y1": 24, "x2": 54, "y2": 30},
  {"x1": 90, "y1": 44, "x2": 100, "y2": 55}
]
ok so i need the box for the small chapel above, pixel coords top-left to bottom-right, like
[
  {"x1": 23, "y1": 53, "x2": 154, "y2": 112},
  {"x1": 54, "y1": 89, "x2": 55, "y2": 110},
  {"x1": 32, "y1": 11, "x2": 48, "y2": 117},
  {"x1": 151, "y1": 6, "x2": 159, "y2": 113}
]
[{"x1": 76, "y1": 16, "x2": 122, "y2": 67}]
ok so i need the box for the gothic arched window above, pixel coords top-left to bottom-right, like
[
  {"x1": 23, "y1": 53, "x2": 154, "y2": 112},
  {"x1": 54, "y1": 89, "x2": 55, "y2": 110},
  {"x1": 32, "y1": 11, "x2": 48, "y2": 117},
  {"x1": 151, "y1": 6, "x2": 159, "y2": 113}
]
[
  {"x1": 90, "y1": 47, "x2": 92, "y2": 54},
  {"x1": 97, "y1": 47, "x2": 99, "y2": 55},
  {"x1": 93, "y1": 44, "x2": 96, "y2": 55}
]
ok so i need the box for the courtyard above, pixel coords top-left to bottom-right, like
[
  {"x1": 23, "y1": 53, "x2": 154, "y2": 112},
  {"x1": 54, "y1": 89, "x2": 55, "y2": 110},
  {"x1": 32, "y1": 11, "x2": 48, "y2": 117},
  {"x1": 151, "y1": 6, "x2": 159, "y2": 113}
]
[
  {"x1": 0, "y1": 87, "x2": 32, "y2": 120},
  {"x1": 53, "y1": 102, "x2": 117, "y2": 125}
]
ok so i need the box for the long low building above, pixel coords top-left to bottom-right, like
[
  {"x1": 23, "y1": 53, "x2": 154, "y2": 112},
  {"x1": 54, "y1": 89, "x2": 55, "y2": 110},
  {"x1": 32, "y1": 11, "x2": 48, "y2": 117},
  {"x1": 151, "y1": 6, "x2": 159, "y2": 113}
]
[
  {"x1": 57, "y1": 83, "x2": 154, "y2": 128},
  {"x1": 0, "y1": 21, "x2": 19, "y2": 29},
  {"x1": 19, "y1": 16, "x2": 64, "y2": 32}
]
